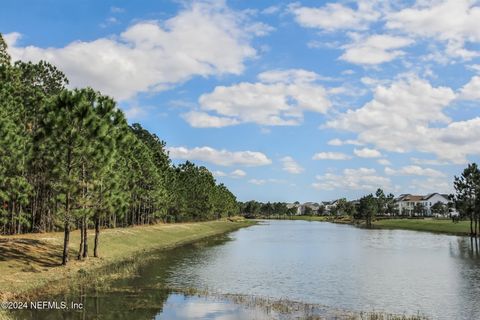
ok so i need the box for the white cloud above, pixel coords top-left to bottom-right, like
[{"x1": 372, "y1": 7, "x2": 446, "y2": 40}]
[
  {"x1": 377, "y1": 158, "x2": 391, "y2": 166},
  {"x1": 248, "y1": 178, "x2": 287, "y2": 185},
  {"x1": 312, "y1": 152, "x2": 351, "y2": 160},
  {"x1": 340, "y1": 34, "x2": 414, "y2": 65},
  {"x1": 410, "y1": 157, "x2": 449, "y2": 166},
  {"x1": 354, "y1": 147, "x2": 382, "y2": 158},
  {"x1": 181, "y1": 111, "x2": 240, "y2": 128},
  {"x1": 258, "y1": 69, "x2": 319, "y2": 83},
  {"x1": 459, "y1": 75, "x2": 480, "y2": 100},
  {"x1": 231, "y1": 169, "x2": 247, "y2": 178},
  {"x1": 214, "y1": 169, "x2": 246, "y2": 178},
  {"x1": 280, "y1": 156, "x2": 304, "y2": 174},
  {"x1": 327, "y1": 138, "x2": 363, "y2": 146},
  {"x1": 262, "y1": 5, "x2": 281, "y2": 15},
  {"x1": 123, "y1": 105, "x2": 148, "y2": 120},
  {"x1": 386, "y1": 0, "x2": 480, "y2": 59},
  {"x1": 326, "y1": 76, "x2": 480, "y2": 164},
  {"x1": 184, "y1": 69, "x2": 331, "y2": 127},
  {"x1": 249, "y1": 179, "x2": 266, "y2": 185},
  {"x1": 385, "y1": 165, "x2": 445, "y2": 178},
  {"x1": 167, "y1": 146, "x2": 271, "y2": 167},
  {"x1": 468, "y1": 64, "x2": 480, "y2": 72},
  {"x1": 6, "y1": 1, "x2": 264, "y2": 101},
  {"x1": 290, "y1": 1, "x2": 381, "y2": 31},
  {"x1": 213, "y1": 170, "x2": 227, "y2": 177},
  {"x1": 312, "y1": 167, "x2": 391, "y2": 191},
  {"x1": 410, "y1": 177, "x2": 453, "y2": 194}
]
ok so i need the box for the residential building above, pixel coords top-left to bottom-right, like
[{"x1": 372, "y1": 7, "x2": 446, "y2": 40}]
[{"x1": 395, "y1": 193, "x2": 451, "y2": 216}]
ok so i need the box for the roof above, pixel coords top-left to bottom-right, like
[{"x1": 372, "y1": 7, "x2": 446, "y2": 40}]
[
  {"x1": 397, "y1": 194, "x2": 424, "y2": 202},
  {"x1": 397, "y1": 193, "x2": 451, "y2": 202},
  {"x1": 423, "y1": 193, "x2": 450, "y2": 201}
]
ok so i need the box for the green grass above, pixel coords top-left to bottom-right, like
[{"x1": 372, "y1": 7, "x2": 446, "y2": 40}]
[
  {"x1": 0, "y1": 219, "x2": 254, "y2": 300},
  {"x1": 282, "y1": 215, "x2": 471, "y2": 236},
  {"x1": 286, "y1": 215, "x2": 353, "y2": 224},
  {"x1": 373, "y1": 218, "x2": 471, "y2": 236}
]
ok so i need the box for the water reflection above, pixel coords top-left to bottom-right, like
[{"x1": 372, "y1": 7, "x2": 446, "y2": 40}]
[{"x1": 12, "y1": 220, "x2": 480, "y2": 320}]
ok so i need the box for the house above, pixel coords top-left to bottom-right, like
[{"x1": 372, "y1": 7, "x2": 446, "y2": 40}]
[
  {"x1": 322, "y1": 200, "x2": 339, "y2": 215},
  {"x1": 395, "y1": 193, "x2": 451, "y2": 216},
  {"x1": 303, "y1": 202, "x2": 320, "y2": 214}
]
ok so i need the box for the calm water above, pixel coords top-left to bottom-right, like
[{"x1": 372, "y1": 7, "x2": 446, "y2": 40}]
[{"x1": 14, "y1": 220, "x2": 480, "y2": 319}]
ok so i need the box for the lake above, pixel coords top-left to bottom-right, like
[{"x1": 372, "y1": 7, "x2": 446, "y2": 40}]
[{"x1": 14, "y1": 220, "x2": 480, "y2": 319}]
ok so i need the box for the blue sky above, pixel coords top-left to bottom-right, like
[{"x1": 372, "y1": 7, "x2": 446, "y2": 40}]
[{"x1": 2, "y1": 0, "x2": 480, "y2": 202}]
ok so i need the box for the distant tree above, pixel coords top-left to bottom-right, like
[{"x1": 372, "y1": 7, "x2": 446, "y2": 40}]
[
  {"x1": 454, "y1": 163, "x2": 480, "y2": 237},
  {"x1": 332, "y1": 198, "x2": 348, "y2": 215},
  {"x1": 359, "y1": 194, "x2": 377, "y2": 228},
  {"x1": 287, "y1": 206, "x2": 297, "y2": 216},
  {"x1": 414, "y1": 203, "x2": 426, "y2": 216},
  {"x1": 385, "y1": 193, "x2": 396, "y2": 215},
  {"x1": 304, "y1": 206, "x2": 313, "y2": 215},
  {"x1": 375, "y1": 188, "x2": 386, "y2": 215},
  {"x1": 431, "y1": 202, "x2": 447, "y2": 216},
  {"x1": 317, "y1": 205, "x2": 325, "y2": 216},
  {"x1": 0, "y1": 34, "x2": 11, "y2": 65},
  {"x1": 344, "y1": 201, "x2": 357, "y2": 216}
]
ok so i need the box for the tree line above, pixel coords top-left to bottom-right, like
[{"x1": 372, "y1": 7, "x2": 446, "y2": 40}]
[
  {"x1": 0, "y1": 34, "x2": 238, "y2": 265},
  {"x1": 454, "y1": 163, "x2": 480, "y2": 237}
]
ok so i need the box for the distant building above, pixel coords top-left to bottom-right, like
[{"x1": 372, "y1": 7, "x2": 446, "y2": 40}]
[
  {"x1": 395, "y1": 193, "x2": 451, "y2": 216},
  {"x1": 286, "y1": 202, "x2": 321, "y2": 215},
  {"x1": 322, "y1": 200, "x2": 339, "y2": 215}
]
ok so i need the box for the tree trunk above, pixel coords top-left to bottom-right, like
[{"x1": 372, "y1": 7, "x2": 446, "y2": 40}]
[
  {"x1": 83, "y1": 216, "x2": 88, "y2": 258},
  {"x1": 77, "y1": 219, "x2": 84, "y2": 260},
  {"x1": 471, "y1": 210, "x2": 474, "y2": 237},
  {"x1": 94, "y1": 213, "x2": 100, "y2": 258},
  {"x1": 475, "y1": 215, "x2": 478, "y2": 238},
  {"x1": 62, "y1": 220, "x2": 70, "y2": 265}
]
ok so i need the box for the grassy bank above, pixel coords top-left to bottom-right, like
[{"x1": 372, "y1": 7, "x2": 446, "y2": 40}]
[
  {"x1": 0, "y1": 219, "x2": 254, "y2": 300},
  {"x1": 282, "y1": 215, "x2": 471, "y2": 236},
  {"x1": 372, "y1": 219, "x2": 471, "y2": 236},
  {"x1": 289, "y1": 215, "x2": 353, "y2": 223}
]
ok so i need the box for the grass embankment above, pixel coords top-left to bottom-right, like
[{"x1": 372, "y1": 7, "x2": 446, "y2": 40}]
[
  {"x1": 289, "y1": 215, "x2": 353, "y2": 224},
  {"x1": 290, "y1": 215, "x2": 471, "y2": 236},
  {"x1": 0, "y1": 219, "x2": 254, "y2": 301},
  {"x1": 372, "y1": 219, "x2": 471, "y2": 236}
]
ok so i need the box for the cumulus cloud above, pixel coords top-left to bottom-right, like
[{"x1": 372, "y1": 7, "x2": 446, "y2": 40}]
[
  {"x1": 410, "y1": 177, "x2": 453, "y2": 194},
  {"x1": 280, "y1": 156, "x2": 304, "y2": 174},
  {"x1": 327, "y1": 138, "x2": 363, "y2": 146},
  {"x1": 167, "y1": 146, "x2": 271, "y2": 167},
  {"x1": 181, "y1": 111, "x2": 240, "y2": 128},
  {"x1": 214, "y1": 169, "x2": 246, "y2": 178},
  {"x1": 410, "y1": 157, "x2": 450, "y2": 166},
  {"x1": 385, "y1": 165, "x2": 445, "y2": 178},
  {"x1": 354, "y1": 147, "x2": 382, "y2": 158},
  {"x1": 6, "y1": 1, "x2": 265, "y2": 101},
  {"x1": 459, "y1": 75, "x2": 480, "y2": 100},
  {"x1": 340, "y1": 34, "x2": 414, "y2": 65},
  {"x1": 377, "y1": 158, "x2": 391, "y2": 166},
  {"x1": 249, "y1": 179, "x2": 266, "y2": 185},
  {"x1": 312, "y1": 152, "x2": 351, "y2": 160},
  {"x1": 326, "y1": 76, "x2": 480, "y2": 164},
  {"x1": 183, "y1": 68, "x2": 331, "y2": 127},
  {"x1": 290, "y1": 1, "x2": 381, "y2": 31},
  {"x1": 312, "y1": 168, "x2": 391, "y2": 191},
  {"x1": 386, "y1": 0, "x2": 480, "y2": 59}
]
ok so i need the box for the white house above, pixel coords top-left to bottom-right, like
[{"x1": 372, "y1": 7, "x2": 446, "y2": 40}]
[
  {"x1": 322, "y1": 200, "x2": 339, "y2": 215},
  {"x1": 395, "y1": 193, "x2": 450, "y2": 216}
]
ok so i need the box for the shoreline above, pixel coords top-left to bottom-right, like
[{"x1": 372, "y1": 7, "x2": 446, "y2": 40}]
[
  {"x1": 259, "y1": 215, "x2": 472, "y2": 236},
  {"x1": 0, "y1": 219, "x2": 255, "y2": 303}
]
